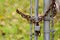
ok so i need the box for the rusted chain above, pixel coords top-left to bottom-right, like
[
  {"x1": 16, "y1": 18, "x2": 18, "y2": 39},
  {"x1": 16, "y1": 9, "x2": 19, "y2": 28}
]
[
  {"x1": 51, "y1": 0, "x2": 57, "y2": 17},
  {"x1": 38, "y1": 0, "x2": 57, "y2": 22},
  {"x1": 16, "y1": 0, "x2": 57, "y2": 23}
]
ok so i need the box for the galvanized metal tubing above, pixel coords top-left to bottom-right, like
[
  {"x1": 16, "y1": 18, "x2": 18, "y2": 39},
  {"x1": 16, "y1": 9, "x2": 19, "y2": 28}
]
[
  {"x1": 43, "y1": 0, "x2": 50, "y2": 40},
  {"x1": 30, "y1": 0, "x2": 32, "y2": 40},
  {"x1": 34, "y1": 0, "x2": 39, "y2": 40}
]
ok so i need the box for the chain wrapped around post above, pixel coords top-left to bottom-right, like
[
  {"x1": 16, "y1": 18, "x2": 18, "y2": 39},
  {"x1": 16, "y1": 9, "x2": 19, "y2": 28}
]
[
  {"x1": 16, "y1": 0, "x2": 57, "y2": 37},
  {"x1": 16, "y1": 0, "x2": 57, "y2": 23}
]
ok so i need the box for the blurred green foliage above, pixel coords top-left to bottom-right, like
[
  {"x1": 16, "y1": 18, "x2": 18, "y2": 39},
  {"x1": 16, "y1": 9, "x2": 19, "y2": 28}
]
[{"x1": 0, "y1": 0, "x2": 60, "y2": 40}]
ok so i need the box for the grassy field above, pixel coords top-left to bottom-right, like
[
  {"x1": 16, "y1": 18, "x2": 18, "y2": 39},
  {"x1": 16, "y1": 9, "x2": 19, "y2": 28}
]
[{"x1": 0, "y1": 0, "x2": 60, "y2": 40}]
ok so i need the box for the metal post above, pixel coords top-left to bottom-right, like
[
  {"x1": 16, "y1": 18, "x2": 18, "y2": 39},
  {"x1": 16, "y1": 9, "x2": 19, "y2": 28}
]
[
  {"x1": 30, "y1": 0, "x2": 32, "y2": 40},
  {"x1": 51, "y1": 15, "x2": 55, "y2": 40},
  {"x1": 43, "y1": 0, "x2": 50, "y2": 40},
  {"x1": 51, "y1": 2, "x2": 55, "y2": 40},
  {"x1": 35, "y1": 0, "x2": 38, "y2": 21},
  {"x1": 34, "y1": 0, "x2": 39, "y2": 40}
]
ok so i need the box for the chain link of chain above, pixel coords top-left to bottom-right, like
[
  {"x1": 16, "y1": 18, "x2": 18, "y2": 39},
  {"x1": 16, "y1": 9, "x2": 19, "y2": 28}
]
[{"x1": 16, "y1": 0, "x2": 57, "y2": 23}]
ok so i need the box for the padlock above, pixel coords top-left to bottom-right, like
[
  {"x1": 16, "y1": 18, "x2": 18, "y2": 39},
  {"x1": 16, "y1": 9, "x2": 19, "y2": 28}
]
[
  {"x1": 35, "y1": 26, "x2": 40, "y2": 31},
  {"x1": 35, "y1": 25, "x2": 41, "y2": 36}
]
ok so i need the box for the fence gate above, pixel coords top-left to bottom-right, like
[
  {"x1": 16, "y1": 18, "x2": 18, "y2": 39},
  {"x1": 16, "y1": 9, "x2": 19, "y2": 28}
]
[{"x1": 16, "y1": 0, "x2": 57, "y2": 40}]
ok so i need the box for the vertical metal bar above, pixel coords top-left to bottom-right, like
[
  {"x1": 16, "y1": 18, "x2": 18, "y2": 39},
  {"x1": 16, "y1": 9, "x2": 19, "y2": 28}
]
[
  {"x1": 35, "y1": 0, "x2": 38, "y2": 21},
  {"x1": 34, "y1": 0, "x2": 39, "y2": 40},
  {"x1": 30, "y1": 0, "x2": 32, "y2": 17},
  {"x1": 51, "y1": 15, "x2": 54, "y2": 40},
  {"x1": 43, "y1": 0, "x2": 50, "y2": 40},
  {"x1": 30, "y1": 23, "x2": 32, "y2": 40},
  {"x1": 51, "y1": 4, "x2": 55, "y2": 40},
  {"x1": 34, "y1": 34, "x2": 38, "y2": 40},
  {"x1": 30, "y1": 0, "x2": 32, "y2": 40}
]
